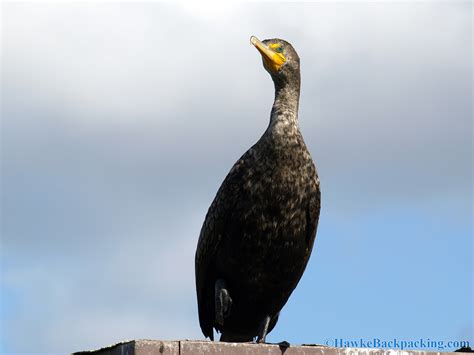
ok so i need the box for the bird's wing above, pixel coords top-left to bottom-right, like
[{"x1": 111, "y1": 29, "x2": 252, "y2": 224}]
[
  {"x1": 195, "y1": 149, "x2": 254, "y2": 339},
  {"x1": 305, "y1": 173, "x2": 321, "y2": 254}
]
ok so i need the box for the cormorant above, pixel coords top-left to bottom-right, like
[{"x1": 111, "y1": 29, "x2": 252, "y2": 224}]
[{"x1": 195, "y1": 36, "x2": 321, "y2": 343}]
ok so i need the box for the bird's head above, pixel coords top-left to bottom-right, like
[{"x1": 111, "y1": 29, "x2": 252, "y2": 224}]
[{"x1": 250, "y1": 36, "x2": 300, "y2": 86}]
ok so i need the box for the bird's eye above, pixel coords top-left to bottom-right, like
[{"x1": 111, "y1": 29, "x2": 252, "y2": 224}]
[{"x1": 276, "y1": 46, "x2": 284, "y2": 53}]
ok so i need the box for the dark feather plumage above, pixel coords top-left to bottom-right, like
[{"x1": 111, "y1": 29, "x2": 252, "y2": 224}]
[{"x1": 195, "y1": 37, "x2": 321, "y2": 342}]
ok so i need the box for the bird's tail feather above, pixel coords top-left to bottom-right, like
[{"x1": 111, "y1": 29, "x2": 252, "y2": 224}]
[{"x1": 219, "y1": 332, "x2": 254, "y2": 343}]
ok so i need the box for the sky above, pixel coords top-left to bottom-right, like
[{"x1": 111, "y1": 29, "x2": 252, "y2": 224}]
[{"x1": 1, "y1": 1, "x2": 472, "y2": 354}]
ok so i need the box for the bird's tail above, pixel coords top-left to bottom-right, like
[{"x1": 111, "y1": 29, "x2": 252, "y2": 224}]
[{"x1": 219, "y1": 332, "x2": 254, "y2": 343}]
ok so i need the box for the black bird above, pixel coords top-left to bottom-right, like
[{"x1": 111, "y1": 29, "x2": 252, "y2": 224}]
[{"x1": 195, "y1": 36, "x2": 321, "y2": 343}]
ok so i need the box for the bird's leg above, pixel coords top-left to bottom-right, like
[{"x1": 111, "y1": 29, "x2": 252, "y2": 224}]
[
  {"x1": 256, "y1": 315, "x2": 271, "y2": 343},
  {"x1": 215, "y1": 278, "x2": 232, "y2": 326}
]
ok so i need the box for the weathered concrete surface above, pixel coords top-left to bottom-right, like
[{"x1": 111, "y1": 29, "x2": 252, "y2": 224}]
[
  {"x1": 73, "y1": 340, "x2": 471, "y2": 355},
  {"x1": 73, "y1": 340, "x2": 179, "y2": 355}
]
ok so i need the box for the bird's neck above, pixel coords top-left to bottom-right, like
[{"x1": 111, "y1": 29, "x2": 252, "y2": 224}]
[{"x1": 268, "y1": 81, "x2": 301, "y2": 136}]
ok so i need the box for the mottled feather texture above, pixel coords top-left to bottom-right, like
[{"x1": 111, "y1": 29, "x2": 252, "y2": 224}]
[{"x1": 195, "y1": 38, "x2": 321, "y2": 341}]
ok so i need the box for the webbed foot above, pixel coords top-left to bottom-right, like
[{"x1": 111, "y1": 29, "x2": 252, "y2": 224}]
[{"x1": 256, "y1": 315, "x2": 271, "y2": 343}]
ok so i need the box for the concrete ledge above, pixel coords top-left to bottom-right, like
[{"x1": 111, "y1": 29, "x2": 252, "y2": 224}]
[{"x1": 72, "y1": 340, "x2": 472, "y2": 355}]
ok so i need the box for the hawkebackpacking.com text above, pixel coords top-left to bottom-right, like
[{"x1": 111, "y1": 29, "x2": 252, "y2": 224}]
[{"x1": 325, "y1": 338, "x2": 470, "y2": 350}]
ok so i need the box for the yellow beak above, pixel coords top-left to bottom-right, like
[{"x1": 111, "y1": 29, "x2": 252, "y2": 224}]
[{"x1": 250, "y1": 36, "x2": 286, "y2": 73}]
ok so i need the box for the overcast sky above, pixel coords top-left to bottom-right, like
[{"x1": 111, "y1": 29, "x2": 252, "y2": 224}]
[{"x1": 1, "y1": 2, "x2": 472, "y2": 354}]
